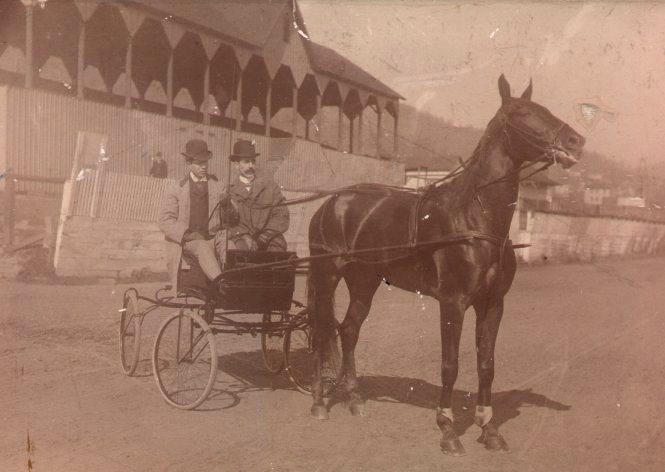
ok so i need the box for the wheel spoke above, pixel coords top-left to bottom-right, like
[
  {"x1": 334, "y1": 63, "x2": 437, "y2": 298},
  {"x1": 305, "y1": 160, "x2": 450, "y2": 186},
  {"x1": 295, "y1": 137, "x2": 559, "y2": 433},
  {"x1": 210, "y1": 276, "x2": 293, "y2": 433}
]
[{"x1": 153, "y1": 311, "x2": 217, "y2": 410}]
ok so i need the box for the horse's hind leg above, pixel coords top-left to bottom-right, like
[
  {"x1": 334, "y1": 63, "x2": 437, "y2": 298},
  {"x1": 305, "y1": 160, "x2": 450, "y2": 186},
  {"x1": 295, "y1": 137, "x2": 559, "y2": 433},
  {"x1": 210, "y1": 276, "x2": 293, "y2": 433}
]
[
  {"x1": 308, "y1": 258, "x2": 341, "y2": 420},
  {"x1": 474, "y1": 297, "x2": 509, "y2": 452},
  {"x1": 339, "y1": 265, "x2": 381, "y2": 417}
]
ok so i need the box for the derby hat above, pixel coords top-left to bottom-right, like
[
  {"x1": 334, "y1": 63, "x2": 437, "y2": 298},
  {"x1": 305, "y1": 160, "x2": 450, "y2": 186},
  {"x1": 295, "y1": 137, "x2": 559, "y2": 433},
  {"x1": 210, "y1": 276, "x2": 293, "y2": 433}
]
[
  {"x1": 229, "y1": 139, "x2": 260, "y2": 161},
  {"x1": 181, "y1": 139, "x2": 213, "y2": 161}
]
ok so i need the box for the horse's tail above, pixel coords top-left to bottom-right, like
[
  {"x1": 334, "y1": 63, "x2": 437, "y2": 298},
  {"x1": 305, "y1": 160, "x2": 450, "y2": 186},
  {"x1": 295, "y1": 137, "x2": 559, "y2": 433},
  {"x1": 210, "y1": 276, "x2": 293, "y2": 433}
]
[{"x1": 305, "y1": 261, "x2": 336, "y2": 325}]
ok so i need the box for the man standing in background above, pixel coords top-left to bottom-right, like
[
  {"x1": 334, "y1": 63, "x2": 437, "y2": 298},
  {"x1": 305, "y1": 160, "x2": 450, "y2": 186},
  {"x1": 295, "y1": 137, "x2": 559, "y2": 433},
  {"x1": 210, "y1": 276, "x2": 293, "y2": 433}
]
[{"x1": 150, "y1": 151, "x2": 168, "y2": 178}]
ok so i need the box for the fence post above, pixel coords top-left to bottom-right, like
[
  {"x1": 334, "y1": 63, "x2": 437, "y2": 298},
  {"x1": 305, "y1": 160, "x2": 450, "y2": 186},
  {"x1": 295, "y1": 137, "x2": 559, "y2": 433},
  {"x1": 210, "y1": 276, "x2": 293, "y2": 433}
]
[
  {"x1": 4, "y1": 174, "x2": 15, "y2": 247},
  {"x1": 89, "y1": 162, "x2": 107, "y2": 218}
]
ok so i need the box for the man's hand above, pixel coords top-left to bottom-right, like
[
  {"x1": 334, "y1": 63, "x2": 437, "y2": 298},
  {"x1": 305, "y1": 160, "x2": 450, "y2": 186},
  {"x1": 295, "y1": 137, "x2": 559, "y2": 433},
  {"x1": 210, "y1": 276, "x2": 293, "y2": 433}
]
[
  {"x1": 182, "y1": 230, "x2": 205, "y2": 243},
  {"x1": 220, "y1": 195, "x2": 240, "y2": 226},
  {"x1": 241, "y1": 234, "x2": 258, "y2": 251},
  {"x1": 253, "y1": 231, "x2": 272, "y2": 251}
]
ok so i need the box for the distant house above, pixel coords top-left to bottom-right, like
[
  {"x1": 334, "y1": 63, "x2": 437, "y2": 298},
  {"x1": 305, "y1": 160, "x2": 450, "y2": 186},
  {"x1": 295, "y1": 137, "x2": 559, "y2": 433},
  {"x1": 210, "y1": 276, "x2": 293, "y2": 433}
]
[
  {"x1": 617, "y1": 196, "x2": 646, "y2": 208},
  {"x1": 404, "y1": 168, "x2": 450, "y2": 189},
  {"x1": 584, "y1": 182, "x2": 612, "y2": 205}
]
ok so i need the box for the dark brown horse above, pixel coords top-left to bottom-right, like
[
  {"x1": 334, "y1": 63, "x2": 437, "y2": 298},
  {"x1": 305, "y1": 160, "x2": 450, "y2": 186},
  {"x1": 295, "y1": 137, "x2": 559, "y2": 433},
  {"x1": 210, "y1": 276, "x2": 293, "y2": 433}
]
[{"x1": 306, "y1": 75, "x2": 585, "y2": 455}]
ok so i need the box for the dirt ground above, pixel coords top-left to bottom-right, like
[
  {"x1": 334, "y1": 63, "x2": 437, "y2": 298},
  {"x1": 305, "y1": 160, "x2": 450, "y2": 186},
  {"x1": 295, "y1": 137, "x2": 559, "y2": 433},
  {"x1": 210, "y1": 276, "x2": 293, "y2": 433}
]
[{"x1": 1, "y1": 256, "x2": 665, "y2": 472}]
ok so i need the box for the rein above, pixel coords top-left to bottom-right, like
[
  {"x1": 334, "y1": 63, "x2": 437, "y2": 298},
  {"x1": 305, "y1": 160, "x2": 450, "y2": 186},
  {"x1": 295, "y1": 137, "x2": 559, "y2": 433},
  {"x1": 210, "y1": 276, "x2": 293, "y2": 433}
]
[
  {"x1": 228, "y1": 111, "x2": 566, "y2": 214},
  {"x1": 218, "y1": 231, "x2": 507, "y2": 276},
  {"x1": 209, "y1": 110, "x2": 568, "y2": 267}
]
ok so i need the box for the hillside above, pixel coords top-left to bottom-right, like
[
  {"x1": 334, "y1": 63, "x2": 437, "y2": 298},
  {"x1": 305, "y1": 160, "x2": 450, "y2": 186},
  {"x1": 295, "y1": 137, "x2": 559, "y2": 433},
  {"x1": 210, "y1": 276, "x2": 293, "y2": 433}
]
[{"x1": 396, "y1": 104, "x2": 483, "y2": 170}]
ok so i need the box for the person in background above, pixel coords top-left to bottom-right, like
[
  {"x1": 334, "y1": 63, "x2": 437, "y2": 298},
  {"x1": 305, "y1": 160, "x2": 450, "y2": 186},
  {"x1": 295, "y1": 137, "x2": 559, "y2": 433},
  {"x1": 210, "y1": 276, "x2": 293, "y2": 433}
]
[{"x1": 150, "y1": 151, "x2": 168, "y2": 178}]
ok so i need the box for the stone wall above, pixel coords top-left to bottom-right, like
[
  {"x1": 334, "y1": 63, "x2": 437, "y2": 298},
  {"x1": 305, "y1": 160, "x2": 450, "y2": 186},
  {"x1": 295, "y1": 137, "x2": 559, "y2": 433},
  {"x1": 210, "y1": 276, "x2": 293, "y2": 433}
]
[{"x1": 513, "y1": 211, "x2": 665, "y2": 263}]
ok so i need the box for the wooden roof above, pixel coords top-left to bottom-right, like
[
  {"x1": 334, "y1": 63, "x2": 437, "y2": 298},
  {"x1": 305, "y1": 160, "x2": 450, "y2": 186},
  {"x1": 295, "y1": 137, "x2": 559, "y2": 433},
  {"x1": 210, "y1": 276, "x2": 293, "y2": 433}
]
[{"x1": 129, "y1": 0, "x2": 400, "y2": 100}]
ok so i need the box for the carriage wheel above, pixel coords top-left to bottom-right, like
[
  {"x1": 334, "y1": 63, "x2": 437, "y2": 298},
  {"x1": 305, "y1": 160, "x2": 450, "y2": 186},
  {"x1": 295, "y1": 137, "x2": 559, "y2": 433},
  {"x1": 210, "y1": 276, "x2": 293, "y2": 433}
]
[
  {"x1": 152, "y1": 309, "x2": 217, "y2": 410},
  {"x1": 261, "y1": 311, "x2": 286, "y2": 374},
  {"x1": 284, "y1": 310, "x2": 342, "y2": 396},
  {"x1": 119, "y1": 289, "x2": 142, "y2": 376}
]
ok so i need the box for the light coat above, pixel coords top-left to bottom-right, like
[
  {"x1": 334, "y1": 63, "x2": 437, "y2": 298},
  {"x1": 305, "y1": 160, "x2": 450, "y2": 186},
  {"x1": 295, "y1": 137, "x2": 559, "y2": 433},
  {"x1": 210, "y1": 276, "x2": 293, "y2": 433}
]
[{"x1": 158, "y1": 174, "x2": 226, "y2": 290}]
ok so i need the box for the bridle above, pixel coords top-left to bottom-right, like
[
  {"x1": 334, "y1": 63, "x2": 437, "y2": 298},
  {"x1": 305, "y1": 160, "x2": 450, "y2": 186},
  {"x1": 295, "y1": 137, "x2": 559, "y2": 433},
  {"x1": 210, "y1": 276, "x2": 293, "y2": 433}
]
[{"x1": 471, "y1": 111, "x2": 571, "y2": 193}]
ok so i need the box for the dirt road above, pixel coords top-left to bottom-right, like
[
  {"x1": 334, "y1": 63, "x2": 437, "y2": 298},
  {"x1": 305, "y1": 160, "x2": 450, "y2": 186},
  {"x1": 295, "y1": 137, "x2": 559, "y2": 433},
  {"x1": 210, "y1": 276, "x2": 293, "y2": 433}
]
[{"x1": 2, "y1": 257, "x2": 664, "y2": 471}]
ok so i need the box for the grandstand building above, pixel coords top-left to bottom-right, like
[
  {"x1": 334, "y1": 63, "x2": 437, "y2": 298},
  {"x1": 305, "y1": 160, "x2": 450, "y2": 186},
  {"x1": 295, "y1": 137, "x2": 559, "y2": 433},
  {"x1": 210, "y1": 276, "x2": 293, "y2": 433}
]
[{"x1": 0, "y1": 0, "x2": 404, "y2": 193}]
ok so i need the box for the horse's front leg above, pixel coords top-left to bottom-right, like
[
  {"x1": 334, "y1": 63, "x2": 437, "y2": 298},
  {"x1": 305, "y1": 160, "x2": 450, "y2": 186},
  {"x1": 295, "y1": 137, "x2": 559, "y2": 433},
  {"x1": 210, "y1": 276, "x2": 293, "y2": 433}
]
[
  {"x1": 437, "y1": 298, "x2": 467, "y2": 456},
  {"x1": 474, "y1": 297, "x2": 509, "y2": 452}
]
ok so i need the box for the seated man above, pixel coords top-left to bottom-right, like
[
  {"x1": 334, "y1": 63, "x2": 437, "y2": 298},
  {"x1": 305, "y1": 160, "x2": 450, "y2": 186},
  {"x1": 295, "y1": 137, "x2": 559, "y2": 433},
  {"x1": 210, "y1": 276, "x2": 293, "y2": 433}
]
[
  {"x1": 158, "y1": 139, "x2": 237, "y2": 293},
  {"x1": 227, "y1": 139, "x2": 290, "y2": 252}
]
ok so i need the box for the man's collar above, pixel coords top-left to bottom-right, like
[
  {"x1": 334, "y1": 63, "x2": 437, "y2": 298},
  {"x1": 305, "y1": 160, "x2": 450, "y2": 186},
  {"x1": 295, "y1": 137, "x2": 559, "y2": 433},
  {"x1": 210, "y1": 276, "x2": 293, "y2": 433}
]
[
  {"x1": 238, "y1": 175, "x2": 255, "y2": 185},
  {"x1": 190, "y1": 172, "x2": 207, "y2": 183}
]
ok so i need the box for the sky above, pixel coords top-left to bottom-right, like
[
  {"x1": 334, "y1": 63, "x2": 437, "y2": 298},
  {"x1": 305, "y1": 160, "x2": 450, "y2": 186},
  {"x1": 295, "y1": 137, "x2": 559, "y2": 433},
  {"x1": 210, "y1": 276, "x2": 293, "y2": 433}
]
[{"x1": 299, "y1": 1, "x2": 665, "y2": 168}]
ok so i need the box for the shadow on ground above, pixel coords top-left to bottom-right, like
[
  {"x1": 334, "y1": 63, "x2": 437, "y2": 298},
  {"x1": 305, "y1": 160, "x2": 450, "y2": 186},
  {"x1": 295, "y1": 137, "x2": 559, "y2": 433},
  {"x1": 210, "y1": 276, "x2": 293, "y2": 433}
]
[
  {"x1": 193, "y1": 350, "x2": 571, "y2": 432},
  {"x1": 358, "y1": 375, "x2": 571, "y2": 435}
]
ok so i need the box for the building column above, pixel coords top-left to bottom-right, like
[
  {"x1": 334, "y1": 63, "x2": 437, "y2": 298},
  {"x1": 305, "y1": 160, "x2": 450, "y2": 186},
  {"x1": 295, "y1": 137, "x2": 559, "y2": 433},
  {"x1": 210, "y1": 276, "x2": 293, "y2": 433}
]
[
  {"x1": 265, "y1": 82, "x2": 272, "y2": 137},
  {"x1": 166, "y1": 52, "x2": 174, "y2": 117},
  {"x1": 376, "y1": 105, "x2": 383, "y2": 159},
  {"x1": 337, "y1": 105, "x2": 343, "y2": 151},
  {"x1": 124, "y1": 39, "x2": 133, "y2": 108},
  {"x1": 315, "y1": 93, "x2": 322, "y2": 143},
  {"x1": 292, "y1": 84, "x2": 298, "y2": 137},
  {"x1": 393, "y1": 102, "x2": 399, "y2": 159},
  {"x1": 23, "y1": 1, "x2": 35, "y2": 89},
  {"x1": 77, "y1": 22, "x2": 86, "y2": 99},
  {"x1": 357, "y1": 109, "x2": 363, "y2": 155},
  {"x1": 202, "y1": 60, "x2": 211, "y2": 125},
  {"x1": 235, "y1": 70, "x2": 243, "y2": 131}
]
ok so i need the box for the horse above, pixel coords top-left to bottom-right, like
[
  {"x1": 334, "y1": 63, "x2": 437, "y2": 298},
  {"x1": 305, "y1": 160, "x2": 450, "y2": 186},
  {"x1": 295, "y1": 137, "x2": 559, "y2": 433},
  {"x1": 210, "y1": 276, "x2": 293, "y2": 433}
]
[{"x1": 305, "y1": 75, "x2": 585, "y2": 455}]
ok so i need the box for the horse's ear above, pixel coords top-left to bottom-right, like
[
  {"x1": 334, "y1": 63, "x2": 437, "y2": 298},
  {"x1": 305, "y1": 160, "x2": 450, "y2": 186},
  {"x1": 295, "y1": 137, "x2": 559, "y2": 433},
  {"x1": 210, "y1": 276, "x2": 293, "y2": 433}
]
[
  {"x1": 520, "y1": 78, "x2": 533, "y2": 101},
  {"x1": 498, "y1": 74, "x2": 511, "y2": 105}
]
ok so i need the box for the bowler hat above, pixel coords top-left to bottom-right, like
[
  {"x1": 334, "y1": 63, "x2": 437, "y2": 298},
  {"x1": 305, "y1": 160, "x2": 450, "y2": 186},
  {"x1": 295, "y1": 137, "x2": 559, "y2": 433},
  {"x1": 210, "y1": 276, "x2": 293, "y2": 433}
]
[
  {"x1": 229, "y1": 139, "x2": 260, "y2": 161},
  {"x1": 181, "y1": 139, "x2": 213, "y2": 161}
]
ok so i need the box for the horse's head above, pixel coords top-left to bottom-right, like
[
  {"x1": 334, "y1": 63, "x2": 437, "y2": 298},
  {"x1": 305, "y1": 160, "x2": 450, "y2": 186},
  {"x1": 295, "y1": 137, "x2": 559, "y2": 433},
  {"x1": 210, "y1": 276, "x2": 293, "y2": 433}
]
[{"x1": 497, "y1": 74, "x2": 585, "y2": 169}]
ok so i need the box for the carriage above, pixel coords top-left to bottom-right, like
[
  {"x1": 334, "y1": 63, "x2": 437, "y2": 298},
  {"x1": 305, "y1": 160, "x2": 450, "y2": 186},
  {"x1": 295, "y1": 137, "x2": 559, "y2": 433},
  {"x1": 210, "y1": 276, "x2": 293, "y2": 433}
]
[
  {"x1": 119, "y1": 75, "x2": 585, "y2": 455},
  {"x1": 118, "y1": 249, "x2": 341, "y2": 410}
]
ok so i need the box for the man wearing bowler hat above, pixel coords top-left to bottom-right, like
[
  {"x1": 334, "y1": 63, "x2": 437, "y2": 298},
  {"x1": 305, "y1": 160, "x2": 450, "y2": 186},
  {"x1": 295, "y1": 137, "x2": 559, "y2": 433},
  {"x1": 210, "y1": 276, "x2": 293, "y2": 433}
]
[
  {"x1": 158, "y1": 139, "x2": 238, "y2": 292},
  {"x1": 227, "y1": 139, "x2": 289, "y2": 252}
]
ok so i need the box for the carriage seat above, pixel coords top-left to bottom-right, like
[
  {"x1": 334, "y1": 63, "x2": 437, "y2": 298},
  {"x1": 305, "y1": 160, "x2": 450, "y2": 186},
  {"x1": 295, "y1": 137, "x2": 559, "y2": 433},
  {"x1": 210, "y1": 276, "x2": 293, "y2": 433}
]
[
  {"x1": 176, "y1": 250, "x2": 297, "y2": 311},
  {"x1": 219, "y1": 250, "x2": 296, "y2": 312}
]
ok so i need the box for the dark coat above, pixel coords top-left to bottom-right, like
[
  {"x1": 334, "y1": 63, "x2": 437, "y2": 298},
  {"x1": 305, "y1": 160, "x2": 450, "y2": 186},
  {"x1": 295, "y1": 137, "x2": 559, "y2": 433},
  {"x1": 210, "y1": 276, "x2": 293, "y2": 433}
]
[{"x1": 228, "y1": 174, "x2": 289, "y2": 250}]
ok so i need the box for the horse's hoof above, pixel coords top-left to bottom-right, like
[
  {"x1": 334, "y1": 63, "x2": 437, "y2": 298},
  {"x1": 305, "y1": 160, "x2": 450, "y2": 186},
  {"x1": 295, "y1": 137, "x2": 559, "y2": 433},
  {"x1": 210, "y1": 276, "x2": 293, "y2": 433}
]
[
  {"x1": 478, "y1": 425, "x2": 509, "y2": 452},
  {"x1": 349, "y1": 401, "x2": 367, "y2": 417},
  {"x1": 440, "y1": 438, "x2": 466, "y2": 456},
  {"x1": 311, "y1": 404, "x2": 329, "y2": 420}
]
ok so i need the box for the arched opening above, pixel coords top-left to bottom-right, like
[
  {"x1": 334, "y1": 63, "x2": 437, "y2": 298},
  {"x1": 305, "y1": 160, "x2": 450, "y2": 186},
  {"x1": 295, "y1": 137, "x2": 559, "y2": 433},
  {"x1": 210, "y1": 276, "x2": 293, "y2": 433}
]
[
  {"x1": 132, "y1": 17, "x2": 170, "y2": 114},
  {"x1": 33, "y1": 0, "x2": 79, "y2": 95},
  {"x1": 85, "y1": 3, "x2": 129, "y2": 105},
  {"x1": 172, "y1": 31, "x2": 207, "y2": 122}
]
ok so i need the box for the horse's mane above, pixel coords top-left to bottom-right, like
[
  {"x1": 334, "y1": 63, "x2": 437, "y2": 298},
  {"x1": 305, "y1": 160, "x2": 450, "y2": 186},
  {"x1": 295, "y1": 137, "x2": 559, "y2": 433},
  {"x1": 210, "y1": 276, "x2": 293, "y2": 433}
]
[{"x1": 421, "y1": 113, "x2": 505, "y2": 197}]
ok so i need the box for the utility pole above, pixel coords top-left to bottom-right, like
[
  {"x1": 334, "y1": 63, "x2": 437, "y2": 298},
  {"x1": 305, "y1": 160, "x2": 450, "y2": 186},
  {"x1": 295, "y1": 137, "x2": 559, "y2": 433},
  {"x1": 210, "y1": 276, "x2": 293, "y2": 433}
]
[{"x1": 639, "y1": 158, "x2": 649, "y2": 205}]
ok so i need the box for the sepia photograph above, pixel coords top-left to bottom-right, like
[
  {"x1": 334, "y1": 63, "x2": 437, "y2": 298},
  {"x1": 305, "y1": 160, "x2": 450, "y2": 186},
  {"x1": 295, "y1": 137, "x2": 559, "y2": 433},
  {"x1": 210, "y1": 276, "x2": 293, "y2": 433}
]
[{"x1": 1, "y1": 0, "x2": 664, "y2": 470}]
